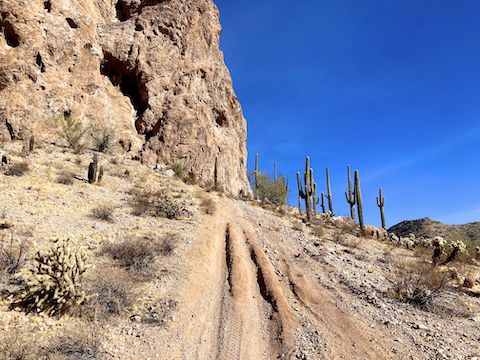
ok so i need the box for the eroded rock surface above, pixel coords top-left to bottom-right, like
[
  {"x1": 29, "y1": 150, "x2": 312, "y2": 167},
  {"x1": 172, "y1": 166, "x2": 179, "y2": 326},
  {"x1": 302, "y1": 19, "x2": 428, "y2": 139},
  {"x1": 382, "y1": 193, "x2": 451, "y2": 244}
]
[{"x1": 0, "y1": 0, "x2": 249, "y2": 195}]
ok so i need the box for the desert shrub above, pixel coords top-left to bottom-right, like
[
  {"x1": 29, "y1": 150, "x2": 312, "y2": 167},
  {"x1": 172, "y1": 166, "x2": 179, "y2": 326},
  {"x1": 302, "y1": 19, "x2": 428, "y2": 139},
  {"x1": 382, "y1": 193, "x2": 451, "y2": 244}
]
[
  {"x1": 9, "y1": 238, "x2": 90, "y2": 317},
  {"x1": 159, "y1": 235, "x2": 176, "y2": 256},
  {"x1": 0, "y1": 329, "x2": 40, "y2": 360},
  {"x1": 56, "y1": 170, "x2": 75, "y2": 185},
  {"x1": 249, "y1": 171, "x2": 288, "y2": 206},
  {"x1": 58, "y1": 114, "x2": 89, "y2": 154},
  {"x1": 5, "y1": 162, "x2": 29, "y2": 176},
  {"x1": 81, "y1": 269, "x2": 135, "y2": 319},
  {"x1": 168, "y1": 161, "x2": 186, "y2": 179},
  {"x1": 199, "y1": 197, "x2": 216, "y2": 215},
  {"x1": 387, "y1": 262, "x2": 452, "y2": 309},
  {"x1": 0, "y1": 232, "x2": 30, "y2": 275},
  {"x1": 312, "y1": 225, "x2": 325, "y2": 238},
  {"x1": 92, "y1": 128, "x2": 114, "y2": 153},
  {"x1": 47, "y1": 330, "x2": 103, "y2": 360},
  {"x1": 91, "y1": 204, "x2": 114, "y2": 222},
  {"x1": 131, "y1": 188, "x2": 187, "y2": 219},
  {"x1": 103, "y1": 237, "x2": 158, "y2": 272}
]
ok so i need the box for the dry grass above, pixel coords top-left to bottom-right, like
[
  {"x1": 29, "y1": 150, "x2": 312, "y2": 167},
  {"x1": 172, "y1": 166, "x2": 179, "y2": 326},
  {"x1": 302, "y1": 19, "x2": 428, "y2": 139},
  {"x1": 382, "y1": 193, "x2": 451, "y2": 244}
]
[
  {"x1": 102, "y1": 234, "x2": 176, "y2": 277},
  {"x1": 91, "y1": 204, "x2": 114, "y2": 222},
  {"x1": 56, "y1": 169, "x2": 75, "y2": 185},
  {"x1": 0, "y1": 232, "x2": 30, "y2": 275},
  {"x1": 47, "y1": 328, "x2": 104, "y2": 359},
  {"x1": 199, "y1": 197, "x2": 216, "y2": 215},
  {"x1": 4, "y1": 161, "x2": 29, "y2": 176},
  {"x1": 131, "y1": 188, "x2": 187, "y2": 219},
  {"x1": 0, "y1": 329, "x2": 41, "y2": 360},
  {"x1": 82, "y1": 268, "x2": 135, "y2": 320},
  {"x1": 385, "y1": 261, "x2": 474, "y2": 317}
]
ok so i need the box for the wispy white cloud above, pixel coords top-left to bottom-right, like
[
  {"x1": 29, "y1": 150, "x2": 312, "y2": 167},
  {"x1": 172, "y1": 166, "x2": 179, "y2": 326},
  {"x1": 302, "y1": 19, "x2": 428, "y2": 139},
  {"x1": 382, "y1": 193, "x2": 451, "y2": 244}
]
[
  {"x1": 362, "y1": 125, "x2": 480, "y2": 184},
  {"x1": 439, "y1": 207, "x2": 480, "y2": 225}
]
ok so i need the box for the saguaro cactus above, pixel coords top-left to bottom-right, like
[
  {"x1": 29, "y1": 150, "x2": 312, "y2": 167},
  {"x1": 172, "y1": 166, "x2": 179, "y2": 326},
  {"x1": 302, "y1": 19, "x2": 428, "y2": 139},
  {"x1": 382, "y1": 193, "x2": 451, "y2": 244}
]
[
  {"x1": 326, "y1": 166, "x2": 333, "y2": 214},
  {"x1": 88, "y1": 154, "x2": 99, "y2": 184},
  {"x1": 345, "y1": 165, "x2": 356, "y2": 221},
  {"x1": 273, "y1": 161, "x2": 277, "y2": 182},
  {"x1": 320, "y1": 192, "x2": 326, "y2": 214},
  {"x1": 354, "y1": 170, "x2": 364, "y2": 231},
  {"x1": 297, "y1": 156, "x2": 316, "y2": 222},
  {"x1": 312, "y1": 182, "x2": 320, "y2": 214},
  {"x1": 376, "y1": 187, "x2": 386, "y2": 229},
  {"x1": 29, "y1": 136, "x2": 35, "y2": 152},
  {"x1": 297, "y1": 195, "x2": 302, "y2": 215}
]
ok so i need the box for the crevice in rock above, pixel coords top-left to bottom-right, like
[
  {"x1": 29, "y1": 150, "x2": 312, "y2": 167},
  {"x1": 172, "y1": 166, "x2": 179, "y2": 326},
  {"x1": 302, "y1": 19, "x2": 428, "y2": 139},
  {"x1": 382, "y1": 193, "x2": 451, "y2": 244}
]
[
  {"x1": 44, "y1": 1, "x2": 52, "y2": 12},
  {"x1": 0, "y1": 19, "x2": 20, "y2": 48},
  {"x1": 36, "y1": 53, "x2": 45, "y2": 73},
  {"x1": 116, "y1": 0, "x2": 168, "y2": 22},
  {"x1": 65, "y1": 18, "x2": 78, "y2": 29},
  {"x1": 215, "y1": 110, "x2": 228, "y2": 127},
  {"x1": 100, "y1": 52, "x2": 149, "y2": 126},
  {"x1": 116, "y1": 0, "x2": 133, "y2": 22}
]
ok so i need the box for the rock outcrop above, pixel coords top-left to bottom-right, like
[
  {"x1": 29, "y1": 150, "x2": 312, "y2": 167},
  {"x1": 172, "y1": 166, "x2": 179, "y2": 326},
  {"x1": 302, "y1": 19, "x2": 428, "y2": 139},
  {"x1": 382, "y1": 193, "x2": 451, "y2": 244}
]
[{"x1": 0, "y1": 0, "x2": 250, "y2": 195}]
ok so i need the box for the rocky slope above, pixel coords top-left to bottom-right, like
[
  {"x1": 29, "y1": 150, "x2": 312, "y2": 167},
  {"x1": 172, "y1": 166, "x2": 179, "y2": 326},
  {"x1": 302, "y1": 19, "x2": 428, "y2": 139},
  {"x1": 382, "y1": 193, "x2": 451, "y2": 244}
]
[
  {"x1": 0, "y1": 142, "x2": 479, "y2": 359},
  {"x1": 389, "y1": 218, "x2": 480, "y2": 243},
  {"x1": 0, "y1": 0, "x2": 249, "y2": 196}
]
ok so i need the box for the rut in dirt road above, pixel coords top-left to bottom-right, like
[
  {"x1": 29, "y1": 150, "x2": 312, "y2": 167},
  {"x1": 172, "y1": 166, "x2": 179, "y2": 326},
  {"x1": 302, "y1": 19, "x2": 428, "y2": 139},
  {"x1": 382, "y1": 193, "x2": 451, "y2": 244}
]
[{"x1": 215, "y1": 223, "x2": 298, "y2": 360}]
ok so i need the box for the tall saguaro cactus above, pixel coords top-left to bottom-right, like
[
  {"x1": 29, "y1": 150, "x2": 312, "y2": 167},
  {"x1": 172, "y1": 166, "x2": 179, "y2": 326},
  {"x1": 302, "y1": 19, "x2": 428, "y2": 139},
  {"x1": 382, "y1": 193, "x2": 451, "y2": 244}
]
[
  {"x1": 376, "y1": 187, "x2": 386, "y2": 229},
  {"x1": 326, "y1": 166, "x2": 334, "y2": 214},
  {"x1": 354, "y1": 170, "x2": 364, "y2": 231},
  {"x1": 345, "y1": 165, "x2": 356, "y2": 221},
  {"x1": 297, "y1": 156, "x2": 316, "y2": 222},
  {"x1": 320, "y1": 192, "x2": 326, "y2": 214}
]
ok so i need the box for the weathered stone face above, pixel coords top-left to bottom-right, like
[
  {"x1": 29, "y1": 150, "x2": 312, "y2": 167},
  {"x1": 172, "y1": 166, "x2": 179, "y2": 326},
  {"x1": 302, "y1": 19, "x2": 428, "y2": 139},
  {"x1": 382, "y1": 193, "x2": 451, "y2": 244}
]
[{"x1": 0, "y1": 0, "x2": 250, "y2": 196}]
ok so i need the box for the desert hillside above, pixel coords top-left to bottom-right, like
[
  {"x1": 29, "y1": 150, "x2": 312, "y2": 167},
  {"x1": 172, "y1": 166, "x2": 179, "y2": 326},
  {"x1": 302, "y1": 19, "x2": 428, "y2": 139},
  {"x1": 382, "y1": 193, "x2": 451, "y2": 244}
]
[
  {"x1": 0, "y1": 141, "x2": 479, "y2": 359},
  {"x1": 390, "y1": 218, "x2": 480, "y2": 243}
]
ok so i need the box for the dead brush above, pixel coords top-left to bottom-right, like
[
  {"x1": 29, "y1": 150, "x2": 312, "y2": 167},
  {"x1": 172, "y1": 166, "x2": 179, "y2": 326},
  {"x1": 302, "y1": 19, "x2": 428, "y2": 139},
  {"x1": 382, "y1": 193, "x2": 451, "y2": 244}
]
[
  {"x1": 91, "y1": 204, "x2": 114, "y2": 222},
  {"x1": 131, "y1": 187, "x2": 187, "y2": 219},
  {"x1": 47, "y1": 328, "x2": 104, "y2": 359},
  {"x1": 81, "y1": 267, "x2": 135, "y2": 319},
  {"x1": 5, "y1": 161, "x2": 30, "y2": 177},
  {"x1": 199, "y1": 196, "x2": 216, "y2": 215},
  {"x1": 56, "y1": 169, "x2": 75, "y2": 185},
  {"x1": 0, "y1": 232, "x2": 30, "y2": 276},
  {"x1": 0, "y1": 328, "x2": 41, "y2": 360},
  {"x1": 387, "y1": 261, "x2": 469, "y2": 316},
  {"x1": 102, "y1": 234, "x2": 176, "y2": 275}
]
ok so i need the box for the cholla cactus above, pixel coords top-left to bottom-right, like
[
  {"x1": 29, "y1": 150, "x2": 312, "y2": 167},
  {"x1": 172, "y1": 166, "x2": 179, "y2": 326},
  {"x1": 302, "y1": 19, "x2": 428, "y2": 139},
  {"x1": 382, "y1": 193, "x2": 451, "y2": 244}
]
[{"x1": 9, "y1": 238, "x2": 90, "y2": 317}]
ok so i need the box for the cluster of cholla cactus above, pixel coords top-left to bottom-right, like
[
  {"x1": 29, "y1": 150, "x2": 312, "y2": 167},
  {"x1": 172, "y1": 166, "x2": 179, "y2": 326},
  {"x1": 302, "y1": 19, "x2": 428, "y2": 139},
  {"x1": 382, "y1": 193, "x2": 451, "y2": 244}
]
[
  {"x1": 88, "y1": 153, "x2": 104, "y2": 184},
  {"x1": 296, "y1": 156, "x2": 319, "y2": 222},
  {"x1": 8, "y1": 238, "x2": 90, "y2": 317}
]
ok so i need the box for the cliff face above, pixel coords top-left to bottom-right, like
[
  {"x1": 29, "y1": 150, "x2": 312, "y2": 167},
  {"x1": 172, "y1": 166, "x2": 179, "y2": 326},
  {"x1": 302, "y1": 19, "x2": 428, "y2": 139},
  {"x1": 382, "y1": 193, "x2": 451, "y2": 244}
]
[{"x1": 0, "y1": 0, "x2": 250, "y2": 196}]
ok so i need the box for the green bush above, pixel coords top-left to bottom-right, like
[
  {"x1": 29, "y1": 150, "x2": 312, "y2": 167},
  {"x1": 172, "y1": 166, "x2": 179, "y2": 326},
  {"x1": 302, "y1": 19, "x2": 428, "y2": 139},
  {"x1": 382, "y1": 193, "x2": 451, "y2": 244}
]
[{"x1": 250, "y1": 171, "x2": 288, "y2": 206}]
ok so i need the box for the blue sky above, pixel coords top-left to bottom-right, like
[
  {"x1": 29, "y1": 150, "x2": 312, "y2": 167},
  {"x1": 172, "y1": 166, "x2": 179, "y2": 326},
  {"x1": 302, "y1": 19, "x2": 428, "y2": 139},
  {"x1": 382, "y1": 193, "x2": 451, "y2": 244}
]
[{"x1": 215, "y1": 0, "x2": 480, "y2": 227}]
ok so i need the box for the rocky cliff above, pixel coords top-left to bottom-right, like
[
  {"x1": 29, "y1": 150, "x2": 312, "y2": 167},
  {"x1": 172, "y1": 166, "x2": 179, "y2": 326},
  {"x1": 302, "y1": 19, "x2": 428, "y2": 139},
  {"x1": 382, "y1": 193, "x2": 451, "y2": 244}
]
[{"x1": 0, "y1": 0, "x2": 250, "y2": 195}]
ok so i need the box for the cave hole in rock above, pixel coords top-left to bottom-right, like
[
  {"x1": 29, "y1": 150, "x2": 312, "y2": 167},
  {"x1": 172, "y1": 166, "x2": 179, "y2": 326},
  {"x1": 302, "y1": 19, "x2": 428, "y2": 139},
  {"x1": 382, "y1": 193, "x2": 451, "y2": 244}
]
[
  {"x1": 100, "y1": 52, "x2": 149, "y2": 127},
  {"x1": 66, "y1": 18, "x2": 78, "y2": 29},
  {"x1": 36, "y1": 53, "x2": 45, "y2": 73},
  {"x1": 115, "y1": 0, "x2": 133, "y2": 22},
  {"x1": 44, "y1": 1, "x2": 52, "y2": 12},
  {"x1": 215, "y1": 111, "x2": 228, "y2": 127},
  {"x1": 0, "y1": 20, "x2": 20, "y2": 47}
]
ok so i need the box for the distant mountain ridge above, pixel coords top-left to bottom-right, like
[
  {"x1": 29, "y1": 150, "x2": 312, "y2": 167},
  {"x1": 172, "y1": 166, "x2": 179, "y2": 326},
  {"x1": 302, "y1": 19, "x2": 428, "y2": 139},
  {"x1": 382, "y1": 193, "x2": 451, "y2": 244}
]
[{"x1": 388, "y1": 218, "x2": 480, "y2": 242}]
